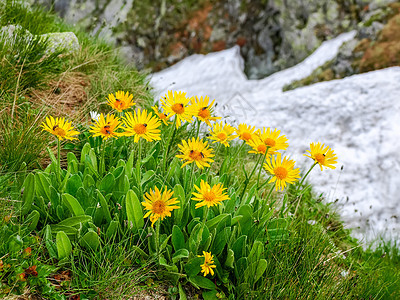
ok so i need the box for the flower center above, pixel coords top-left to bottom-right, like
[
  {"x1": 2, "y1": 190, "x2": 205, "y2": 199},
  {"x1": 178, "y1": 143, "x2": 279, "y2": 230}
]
[
  {"x1": 217, "y1": 132, "x2": 227, "y2": 141},
  {"x1": 257, "y1": 144, "x2": 267, "y2": 153},
  {"x1": 102, "y1": 126, "x2": 113, "y2": 136},
  {"x1": 198, "y1": 108, "x2": 210, "y2": 119},
  {"x1": 241, "y1": 132, "x2": 252, "y2": 141},
  {"x1": 171, "y1": 103, "x2": 185, "y2": 114},
  {"x1": 264, "y1": 138, "x2": 276, "y2": 147},
  {"x1": 274, "y1": 166, "x2": 288, "y2": 180},
  {"x1": 203, "y1": 191, "x2": 216, "y2": 203},
  {"x1": 152, "y1": 200, "x2": 166, "y2": 214},
  {"x1": 189, "y1": 150, "x2": 202, "y2": 160},
  {"x1": 314, "y1": 153, "x2": 326, "y2": 165},
  {"x1": 159, "y1": 113, "x2": 167, "y2": 120},
  {"x1": 53, "y1": 127, "x2": 66, "y2": 137},
  {"x1": 134, "y1": 123, "x2": 147, "y2": 135}
]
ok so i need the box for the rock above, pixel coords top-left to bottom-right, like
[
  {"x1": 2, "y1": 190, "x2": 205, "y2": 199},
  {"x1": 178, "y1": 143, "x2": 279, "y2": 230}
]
[{"x1": 40, "y1": 32, "x2": 79, "y2": 55}]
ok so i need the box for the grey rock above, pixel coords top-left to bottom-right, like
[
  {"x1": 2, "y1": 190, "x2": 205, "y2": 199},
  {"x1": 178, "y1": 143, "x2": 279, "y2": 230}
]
[{"x1": 40, "y1": 32, "x2": 79, "y2": 55}]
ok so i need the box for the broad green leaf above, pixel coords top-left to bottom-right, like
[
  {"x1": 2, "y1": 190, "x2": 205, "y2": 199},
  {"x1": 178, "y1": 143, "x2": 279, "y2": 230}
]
[
  {"x1": 96, "y1": 189, "x2": 112, "y2": 223},
  {"x1": 205, "y1": 214, "x2": 229, "y2": 231},
  {"x1": 99, "y1": 173, "x2": 115, "y2": 195},
  {"x1": 248, "y1": 240, "x2": 263, "y2": 263},
  {"x1": 62, "y1": 193, "x2": 85, "y2": 216},
  {"x1": 44, "y1": 225, "x2": 57, "y2": 259},
  {"x1": 254, "y1": 259, "x2": 267, "y2": 283},
  {"x1": 66, "y1": 174, "x2": 83, "y2": 196},
  {"x1": 56, "y1": 231, "x2": 72, "y2": 259},
  {"x1": 80, "y1": 143, "x2": 91, "y2": 165},
  {"x1": 21, "y1": 173, "x2": 35, "y2": 215},
  {"x1": 141, "y1": 170, "x2": 155, "y2": 186},
  {"x1": 50, "y1": 225, "x2": 79, "y2": 236},
  {"x1": 67, "y1": 152, "x2": 79, "y2": 174},
  {"x1": 106, "y1": 220, "x2": 119, "y2": 239},
  {"x1": 83, "y1": 174, "x2": 95, "y2": 189},
  {"x1": 35, "y1": 172, "x2": 51, "y2": 201},
  {"x1": 80, "y1": 229, "x2": 100, "y2": 250},
  {"x1": 172, "y1": 248, "x2": 189, "y2": 263},
  {"x1": 58, "y1": 215, "x2": 92, "y2": 227},
  {"x1": 202, "y1": 290, "x2": 218, "y2": 300},
  {"x1": 125, "y1": 189, "x2": 144, "y2": 232},
  {"x1": 224, "y1": 249, "x2": 235, "y2": 268},
  {"x1": 235, "y1": 204, "x2": 253, "y2": 235},
  {"x1": 231, "y1": 235, "x2": 247, "y2": 260},
  {"x1": 184, "y1": 257, "x2": 202, "y2": 277},
  {"x1": 25, "y1": 210, "x2": 40, "y2": 231},
  {"x1": 178, "y1": 283, "x2": 187, "y2": 300},
  {"x1": 172, "y1": 225, "x2": 185, "y2": 251},
  {"x1": 189, "y1": 276, "x2": 215, "y2": 290},
  {"x1": 173, "y1": 184, "x2": 185, "y2": 224},
  {"x1": 132, "y1": 245, "x2": 149, "y2": 259}
]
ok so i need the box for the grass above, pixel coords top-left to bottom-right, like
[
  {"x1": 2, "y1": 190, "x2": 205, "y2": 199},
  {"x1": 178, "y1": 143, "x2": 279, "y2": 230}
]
[{"x1": 0, "y1": 1, "x2": 400, "y2": 300}]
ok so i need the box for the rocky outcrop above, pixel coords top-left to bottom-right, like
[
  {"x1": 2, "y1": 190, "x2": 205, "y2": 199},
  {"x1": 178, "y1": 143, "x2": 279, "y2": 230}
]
[{"x1": 34, "y1": 0, "x2": 378, "y2": 78}]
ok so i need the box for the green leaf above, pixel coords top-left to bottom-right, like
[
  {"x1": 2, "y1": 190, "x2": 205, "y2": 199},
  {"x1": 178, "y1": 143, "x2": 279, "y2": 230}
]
[
  {"x1": 205, "y1": 214, "x2": 229, "y2": 231},
  {"x1": 235, "y1": 204, "x2": 253, "y2": 235},
  {"x1": 62, "y1": 193, "x2": 85, "y2": 216},
  {"x1": 96, "y1": 189, "x2": 112, "y2": 223},
  {"x1": 235, "y1": 257, "x2": 248, "y2": 280},
  {"x1": 224, "y1": 249, "x2": 235, "y2": 268},
  {"x1": 25, "y1": 210, "x2": 40, "y2": 231},
  {"x1": 58, "y1": 215, "x2": 92, "y2": 227},
  {"x1": 172, "y1": 248, "x2": 189, "y2": 263},
  {"x1": 83, "y1": 174, "x2": 95, "y2": 190},
  {"x1": 80, "y1": 143, "x2": 91, "y2": 165},
  {"x1": 125, "y1": 189, "x2": 144, "y2": 232},
  {"x1": 248, "y1": 240, "x2": 263, "y2": 263},
  {"x1": 35, "y1": 172, "x2": 51, "y2": 201},
  {"x1": 50, "y1": 225, "x2": 78, "y2": 236},
  {"x1": 44, "y1": 225, "x2": 57, "y2": 259},
  {"x1": 211, "y1": 227, "x2": 229, "y2": 255},
  {"x1": 132, "y1": 245, "x2": 149, "y2": 259},
  {"x1": 126, "y1": 150, "x2": 135, "y2": 180},
  {"x1": 189, "y1": 276, "x2": 215, "y2": 290},
  {"x1": 172, "y1": 225, "x2": 185, "y2": 251},
  {"x1": 80, "y1": 229, "x2": 100, "y2": 250},
  {"x1": 141, "y1": 170, "x2": 155, "y2": 186},
  {"x1": 56, "y1": 231, "x2": 72, "y2": 260},
  {"x1": 173, "y1": 184, "x2": 186, "y2": 225},
  {"x1": 67, "y1": 152, "x2": 79, "y2": 174},
  {"x1": 231, "y1": 235, "x2": 247, "y2": 260},
  {"x1": 178, "y1": 283, "x2": 187, "y2": 300},
  {"x1": 99, "y1": 173, "x2": 115, "y2": 194},
  {"x1": 184, "y1": 257, "x2": 202, "y2": 277},
  {"x1": 66, "y1": 174, "x2": 83, "y2": 196},
  {"x1": 21, "y1": 173, "x2": 35, "y2": 215},
  {"x1": 254, "y1": 259, "x2": 267, "y2": 283},
  {"x1": 106, "y1": 220, "x2": 119, "y2": 239},
  {"x1": 202, "y1": 290, "x2": 218, "y2": 300}
]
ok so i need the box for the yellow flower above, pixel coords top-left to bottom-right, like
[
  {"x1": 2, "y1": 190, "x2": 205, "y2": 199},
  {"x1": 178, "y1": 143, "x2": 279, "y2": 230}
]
[
  {"x1": 236, "y1": 123, "x2": 256, "y2": 142},
  {"x1": 89, "y1": 113, "x2": 123, "y2": 140},
  {"x1": 142, "y1": 186, "x2": 179, "y2": 226},
  {"x1": 41, "y1": 116, "x2": 80, "y2": 140},
  {"x1": 247, "y1": 135, "x2": 274, "y2": 156},
  {"x1": 122, "y1": 109, "x2": 161, "y2": 143},
  {"x1": 161, "y1": 91, "x2": 195, "y2": 128},
  {"x1": 107, "y1": 91, "x2": 136, "y2": 112},
  {"x1": 152, "y1": 106, "x2": 170, "y2": 125},
  {"x1": 176, "y1": 137, "x2": 214, "y2": 169},
  {"x1": 208, "y1": 122, "x2": 237, "y2": 147},
  {"x1": 192, "y1": 180, "x2": 230, "y2": 208},
  {"x1": 199, "y1": 251, "x2": 216, "y2": 277},
  {"x1": 256, "y1": 128, "x2": 288, "y2": 151},
  {"x1": 192, "y1": 96, "x2": 221, "y2": 126},
  {"x1": 305, "y1": 142, "x2": 337, "y2": 171},
  {"x1": 264, "y1": 153, "x2": 300, "y2": 191}
]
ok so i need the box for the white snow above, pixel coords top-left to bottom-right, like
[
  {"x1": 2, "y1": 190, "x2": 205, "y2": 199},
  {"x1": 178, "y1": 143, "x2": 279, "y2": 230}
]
[{"x1": 149, "y1": 31, "x2": 400, "y2": 244}]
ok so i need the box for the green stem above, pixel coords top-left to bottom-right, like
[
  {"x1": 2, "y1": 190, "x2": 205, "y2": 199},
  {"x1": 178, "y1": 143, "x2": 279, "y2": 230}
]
[
  {"x1": 186, "y1": 163, "x2": 196, "y2": 201},
  {"x1": 228, "y1": 140, "x2": 246, "y2": 169},
  {"x1": 258, "y1": 184, "x2": 275, "y2": 220},
  {"x1": 256, "y1": 147, "x2": 270, "y2": 189},
  {"x1": 163, "y1": 117, "x2": 177, "y2": 173},
  {"x1": 100, "y1": 140, "x2": 106, "y2": 176},
  {"x1": 203, "y1": 206, "x2": 209, "y2": 223},
  {"x1": 195, "y1": 119, "x2": 201, "y2": 138},
  {"x1": 57, "y1": 138, "x2": 61, "y2": 183},
  {"x1": 240, "y1": 154, "x2": 263, "y2": 199},
  {"x1": 206, "y1": 143, "x2": 221, "y2": 180},
  {"x1": 136, "y1": 139, "x2": 142, "y2": 195},
  {"x1": 296, "y1": 162, "x2": 318, "y2": 195},
  {"x1": 155, "y1": 219, "x2": 160, "y2": 258}
]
